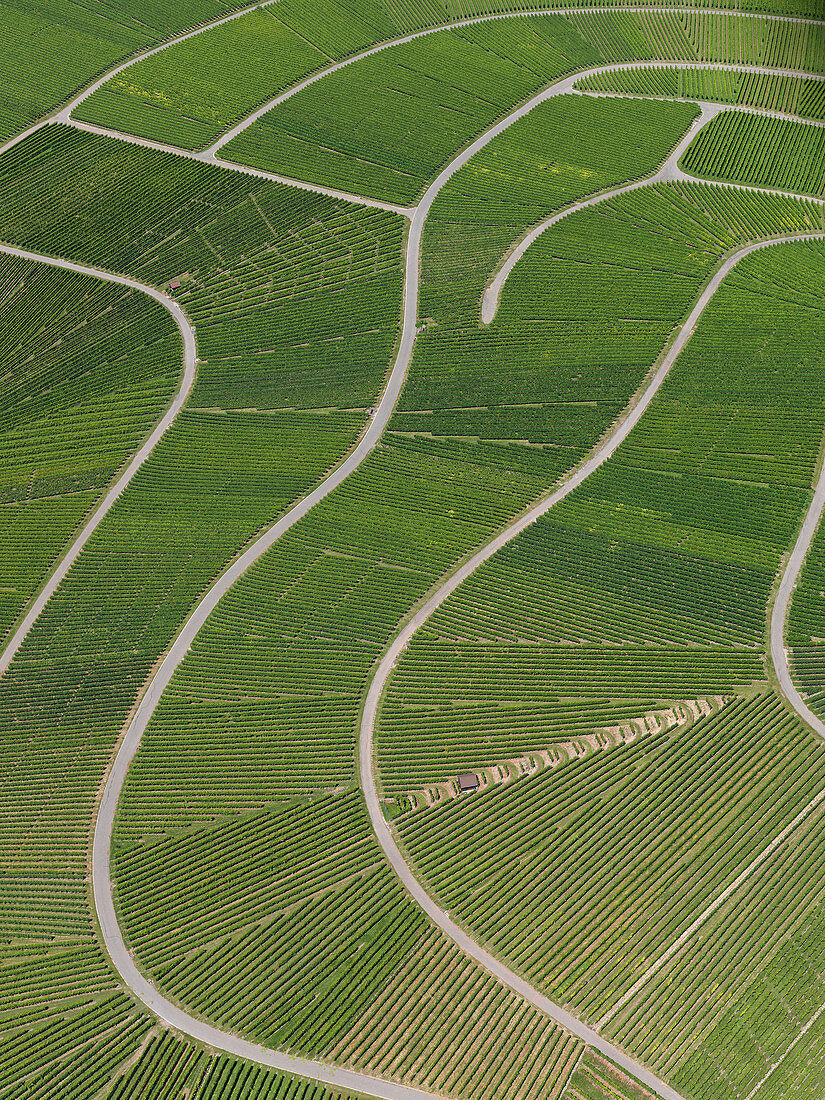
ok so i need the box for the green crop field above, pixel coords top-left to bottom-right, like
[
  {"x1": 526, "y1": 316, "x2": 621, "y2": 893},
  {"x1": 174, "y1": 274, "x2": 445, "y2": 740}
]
[
  {"x1": 578, "y1": 67, "x2": 825, "y2": 120},
  {"x1": 103, "y1": 182, "x2": 821, "y2": 1098},
  {"x1": 74, "y1": 9, "x2": 825, "y2": 157},
  {"x1": 4, "y1": 2, "x2": 825, "y2": 1100},
  {"x1": 681, "y1": 110, "x2": 825, "y2": 197},
  {"x1": 0, "y1": 0, "x2": 303, "y2": 145},
  {"x1": 221, "y1": 11, "x2": 825, "y2": 203},
  {"x1": 378, "y1": 236, "x2": 825, "y2": 1099},
  {"x1": 0, "y1": 253, "x2": 180, "y2": 648},
  {"x1": 3, "y1": 0, "x2": 824, "y2": 152}
]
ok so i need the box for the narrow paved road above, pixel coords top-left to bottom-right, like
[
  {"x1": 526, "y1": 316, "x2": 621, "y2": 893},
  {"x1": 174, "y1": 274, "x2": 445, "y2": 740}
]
[
  {"x1": 359, "y1": 232, "x2": 823, "y2": 1100},
  {"x1": 482, "y1": 97, "x2": 723, "y2": 324},
  {"x1": 2, "y1": 11, "x2": 824, "y2": 1100},
  {"x1": 0, "y1": 244, "x2": 196, "y2": 676}
]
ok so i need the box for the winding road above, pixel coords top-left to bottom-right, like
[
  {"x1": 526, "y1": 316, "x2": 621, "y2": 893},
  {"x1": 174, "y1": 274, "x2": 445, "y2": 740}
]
[
  {"x1": 0, "y1": 244, "x2": 197, "y2": 677},
  {"x1": 359, "y1": 231, "x2": 825, "y2": 1098},
  {"x1": 4, "y1": 7, "x2": 825, "y2": 1100}
]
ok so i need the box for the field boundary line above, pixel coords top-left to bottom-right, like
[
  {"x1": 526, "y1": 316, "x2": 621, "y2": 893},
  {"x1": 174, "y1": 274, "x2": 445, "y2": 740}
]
[
  {"x1": 358, "y1": 232, "x2": 824, "y2": 1100},
  {"x1": 745, "y1": 997, "x2": 825, "y2": 1099},
  {"x1": 0, "y1": 243, "x2": 197, "y2": 678}
]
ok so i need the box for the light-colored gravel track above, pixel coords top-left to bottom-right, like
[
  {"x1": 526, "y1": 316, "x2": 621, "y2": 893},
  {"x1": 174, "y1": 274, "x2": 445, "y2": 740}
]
[
  {"x1": 359, "y1": 232, "x2": 823, "y2": 1100},
  {"x1": 0, "y1": 243, "x2": 196, "y2": 677},
  {"x1": 3, "y1": 10, "x2": 824, "y2": 1100},
  {"x1": 64, "y1": 117, "x2": 412, "y2": 216}
]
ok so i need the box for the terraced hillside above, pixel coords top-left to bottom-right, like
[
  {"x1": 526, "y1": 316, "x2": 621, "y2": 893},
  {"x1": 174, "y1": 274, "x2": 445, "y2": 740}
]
[{"x1": 2, "y1": 2, "x2": 825, "y2": 1100}]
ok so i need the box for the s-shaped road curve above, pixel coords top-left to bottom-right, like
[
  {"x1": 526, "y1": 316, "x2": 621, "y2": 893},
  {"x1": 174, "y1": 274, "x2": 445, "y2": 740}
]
[
  {"x1": 359, "y1": 231, "x2": 825, "y2": 1100},
  {"x1": 91, "y1": 208, "x2": 823, "y2": 1100},
  {"x1": 0, "y1": 243, "x2": 196, "y2": 677},
  {"x1": 87, "y1": 65, "x2": 716, "y2": 1100},
  {"x1": 2, "y1": 21, "x2": 820, "y2": 1100}
]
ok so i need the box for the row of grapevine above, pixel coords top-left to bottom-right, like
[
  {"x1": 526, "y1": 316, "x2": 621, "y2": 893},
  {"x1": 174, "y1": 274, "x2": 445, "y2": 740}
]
[
  {"x1": 0, "y1": 252, "x2": 180, "y2": 648},
  {"x1": 681, "y1": 109, "x2": 825, "y2": 197},
  {"x1": 579, "y1": 66, "x2": 825, "y2": 121}
]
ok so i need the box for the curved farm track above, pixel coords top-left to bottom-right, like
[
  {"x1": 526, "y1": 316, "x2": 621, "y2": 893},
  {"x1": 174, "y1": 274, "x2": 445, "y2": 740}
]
[
  {"x1": 0, "y1": 243, "x2": 197, "y2": 677},
  {"x1": 3, "y1": 7, "x2": 825, "y2": 1100}
]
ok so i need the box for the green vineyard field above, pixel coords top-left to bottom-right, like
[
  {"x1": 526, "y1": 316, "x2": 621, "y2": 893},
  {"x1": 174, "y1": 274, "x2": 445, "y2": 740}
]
[
  {"x1": 75, "y1": 9, "x2": 825, "y2": 157},
  {"x1": 681, "y1": 109, "x2": 825, "y2": 197},
  {"x1": 3, "y1": 2, "x2": 825, "y2": 1099},
  {"x1": 578, "y1": 66, "x2": 825, "y2": 120},
  {"x1": 0, "y1": 254, "x2": 180, "y2": 647}
]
